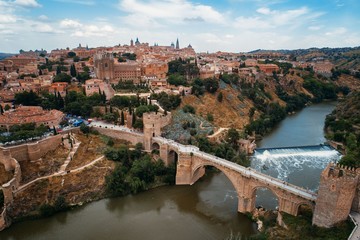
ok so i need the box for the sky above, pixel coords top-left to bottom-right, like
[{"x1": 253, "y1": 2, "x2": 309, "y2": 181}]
[{"x1": 0, "y1": 0, "x2": 359, "y2": 53}]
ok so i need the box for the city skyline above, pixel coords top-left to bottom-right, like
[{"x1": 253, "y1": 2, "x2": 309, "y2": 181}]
[{"x1": 0, "y1": 0, "x2": 359, "y2": 53}]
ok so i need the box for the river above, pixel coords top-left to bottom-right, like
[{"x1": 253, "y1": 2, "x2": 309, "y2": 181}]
[{"x1": 0, "y1": 102, "x2": 339, "y2": 240}]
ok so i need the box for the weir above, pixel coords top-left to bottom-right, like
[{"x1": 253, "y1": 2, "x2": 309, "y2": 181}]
[{"x1": 251, "y1": 144, "x2": 342, "y2": 183}]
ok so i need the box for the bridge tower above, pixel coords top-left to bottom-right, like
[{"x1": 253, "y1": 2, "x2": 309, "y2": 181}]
[
  {"x1": 313, "y1": 163, "x2": 358, "y2": 227},
  {"x1": 143, "y1": 112, "x2": 171, "y2": 152}
]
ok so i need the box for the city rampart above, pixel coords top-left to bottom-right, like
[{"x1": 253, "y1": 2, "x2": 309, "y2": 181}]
[
  {"x1": 0, "y1": 134, "x2": 62, "y2": 162},
  {"x1": 0, "y1": 134, "x2": 64, "y2": 230},
  {"x1": 93, "y1": 126, "x2": 144, "y2": 146}
]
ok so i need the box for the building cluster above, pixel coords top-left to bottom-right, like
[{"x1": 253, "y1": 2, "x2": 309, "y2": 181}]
[
  {"x1": 0, "y1": 38, "x2": 339, "y2": 129},
  {"x1": 0, "y1": 106, "x2": 64, "y2": 130}
]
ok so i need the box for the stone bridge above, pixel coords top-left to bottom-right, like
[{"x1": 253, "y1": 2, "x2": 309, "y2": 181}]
[
  {"x1": 151, "y1": 136, "x2": 316, "y2": 216},
  {"x1": 93, "y1": 113, "x2": 360, "y2": 228}
]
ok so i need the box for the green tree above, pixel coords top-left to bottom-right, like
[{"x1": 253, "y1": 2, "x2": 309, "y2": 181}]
[
  {"x1": 227, "y1": 128, "x2": 240, "y2": 146},
  {"x1": 80, "y1": 123, "x2": 90, "y2": 134},
  {"x1": 67, "y1": 51, "x2": 76, "y2": 58},
  {"x1": 77, "y1": 72, "x2": 90, "y2": 83},
  {"x1": 70, "y1": 64, "x2": 77, "y2": 77},
  {"x1": 217, "y1": 92, "x2": 223, "y2": 102},
  {"x1": 53, "y1": 73, "x2": 72, "y2": 83},
  {"x1": 203, "y1": 78, "x2": 219, "y2": 93},
  {"x1": 183, "y1": 104, "x2": 195, "y2": 114},
  {"x1": 120, "y1": 111, "x2": 125, "y2": 125},
  {"x1": 14, "y1": 90, "x2": 41, "y2": 106}
]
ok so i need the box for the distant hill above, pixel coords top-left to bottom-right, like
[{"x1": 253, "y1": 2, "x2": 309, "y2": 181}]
[
  {"x1": 247, "y1": 46, "x2": 360, "y2": 56},
  {"x1": 0, "y1": 53, "x2": 15, "y2": 60},
  {"x1": 246, "y1": 46, "x2": 360, "y2": 70}
]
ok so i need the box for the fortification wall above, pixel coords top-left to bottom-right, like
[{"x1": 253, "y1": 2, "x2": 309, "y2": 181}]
[
  {"x1": 93, "y1": 127, "x2": 144, "y2": 146},
  {"x1": 2, "y1": 158, "x2": 21, "y2": 203},
  {"x1": 0, "y1": 135, "x2": 63, "y2": 162}
]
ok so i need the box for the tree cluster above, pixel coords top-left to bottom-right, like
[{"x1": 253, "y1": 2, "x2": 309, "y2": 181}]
[
  {"x1": 105, "y1": 144, "x2": 176, "y2": 196},
  {"x1": 0, "y1": 123, "x2": 49, "y2": 143},
  {"x1": 151, "y1": 92, "x2": 181, "y2": 111}
]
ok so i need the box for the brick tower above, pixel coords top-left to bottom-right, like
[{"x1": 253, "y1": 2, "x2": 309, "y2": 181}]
[{"x1": 313, "y1": 163, "x2": 359, "y2": 227}]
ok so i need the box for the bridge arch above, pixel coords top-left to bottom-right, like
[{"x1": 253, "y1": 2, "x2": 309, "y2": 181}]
[
  {"x1": 168, "y1": 149, "x2": 179, "y2": 165},
  {"x1": 296, "y1": 202, "x2": 314, "y2": 216},
  {"x1": 251, "y1": 186, "x2": 279, "y2": 210},
  {"x1": 191, "y1": 163, "x2": 239, "y2": 189},
  {"x1": 151, "y1": 142, "x2": 160, "y2": 151},
  {"x1": 190, "y1": 161, "x2": 245, "y2": 211}
]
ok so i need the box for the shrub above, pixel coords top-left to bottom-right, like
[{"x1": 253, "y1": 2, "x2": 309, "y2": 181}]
[{"x1": 183, "y1": 104, "x2": 196, "y2": 114}]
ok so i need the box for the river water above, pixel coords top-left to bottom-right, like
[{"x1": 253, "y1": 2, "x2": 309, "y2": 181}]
[{"x1": 0, "y1": 102, "x2": 339, "y2": 240}]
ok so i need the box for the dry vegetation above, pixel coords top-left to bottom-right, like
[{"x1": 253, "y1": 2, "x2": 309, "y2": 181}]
[
  {"x1": 181, "y1": 90, "x2": 253, "y2": 130},
  {"x1": 19, "y1": 145, "x2": 68, "y2": 184}
]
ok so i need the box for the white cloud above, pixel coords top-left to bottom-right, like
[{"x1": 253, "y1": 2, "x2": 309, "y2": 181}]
[
  {"x1": 234, "y1": 16, "x2": 271, "y2": 29},
  {"x1": 235, "y1": 6, "x2": 322, "y2": 30},
  {"x1": 256, "y1": 7, "x2": 272, "y2": 15},
  {"x1": 60, "y1": 19, "x2": 83, "y2": 28},
  {"x1": 38, "y1": 15, "x2": 48, "y2": 20},
  {"x1": 32, "y1": 23, "x2": 57, "y2": 33},
  {"x1": 0, "y1": 14, "x2": 17, "y2": 23},
  {"x1": 118, "y1": 0, "x2": 225, "y2": 26},
  {"x1": 13, "y1": 0, "x2": 41, "y2": 8},
  {"x1": 308, "y1": 25, "x2": 322, "y2": 31},
  {"x1": 325, "y1": 27, "x2": 347, "y2": 36},
  {"x1": 53, "y1": 0, "x2": 96, "y2": 6},
  {"x1": 72, "y1": 24, "x2": 115, "y2": 37}
]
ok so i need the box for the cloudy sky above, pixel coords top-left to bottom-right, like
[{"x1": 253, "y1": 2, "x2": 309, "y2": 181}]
[{"x1": 0, "y1": 0, "x2": 359, "y2": 53}]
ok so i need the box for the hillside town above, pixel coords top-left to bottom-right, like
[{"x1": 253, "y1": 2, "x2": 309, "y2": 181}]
[{"x1": 0, "y1": 38, "x2": 346, "y2": 132}]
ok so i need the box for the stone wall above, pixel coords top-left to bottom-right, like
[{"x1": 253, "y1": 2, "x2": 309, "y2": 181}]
[
  {"x1": 0, "y1": 134, "x2": 62, "y2": 162},
  {"x1": 1, "y1": 158, "x2": 21, "y2": 203},
  {"x1": 313, "y1": 163, "x2": 359, "y2": 228},
  {"x1": 93, "y1": 127, "x2": 144, "y2": 146}
]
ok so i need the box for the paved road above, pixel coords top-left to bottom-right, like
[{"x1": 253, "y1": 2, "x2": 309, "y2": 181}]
[{"x1": 349, "y1": 212, "x2": 360, "y2": 240}]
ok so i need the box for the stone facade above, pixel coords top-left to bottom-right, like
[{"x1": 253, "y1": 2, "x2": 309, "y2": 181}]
[
  {"x1": 94, "y1": 52, "x2": 114, "y2": 81},
  {"x1": 313, "y1": 163, "x2": 359, "y2": 228},
  {"x1": 143, "y1": 112, "x2": 171, "y2": 151}
]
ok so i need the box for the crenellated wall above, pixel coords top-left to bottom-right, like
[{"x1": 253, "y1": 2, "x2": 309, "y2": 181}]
[{"x1": 313, "y1": 163, "x2": 359, "y2": 228}]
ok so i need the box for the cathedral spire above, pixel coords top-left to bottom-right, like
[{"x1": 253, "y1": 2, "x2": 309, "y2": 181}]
[{"x1": 176, "y1": 38, "x2": 179, "y2": 50}]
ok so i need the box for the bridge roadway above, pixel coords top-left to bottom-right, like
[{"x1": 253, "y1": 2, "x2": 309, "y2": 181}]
[{"x1": 153, "y1": 136, "x2": 318, "y2": 202}]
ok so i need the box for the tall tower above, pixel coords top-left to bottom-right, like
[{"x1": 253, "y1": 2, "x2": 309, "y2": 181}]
[
  {"x1": 135, "y1": 37, "x2": 140, "y2": 45},
  {"x1": 130, "y1": 39, "x2": 134, "y2": 47},
  {"x1": 94, "y1": 52, "x2": 114, "y2": 82},
  {"x1": 313, "y1": 163, "x2": 358, "y2": 228},
  {"x1": 143, "y1": 112, "x2": 171, "y2": 151},
  {"x1": 176, "y1": 38, "x2": 180, "y2": 50}
]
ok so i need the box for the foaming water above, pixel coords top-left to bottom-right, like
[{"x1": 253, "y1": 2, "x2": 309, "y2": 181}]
[{"x1": 251, "y1": 145, "x2": 342, "y2": 191}]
